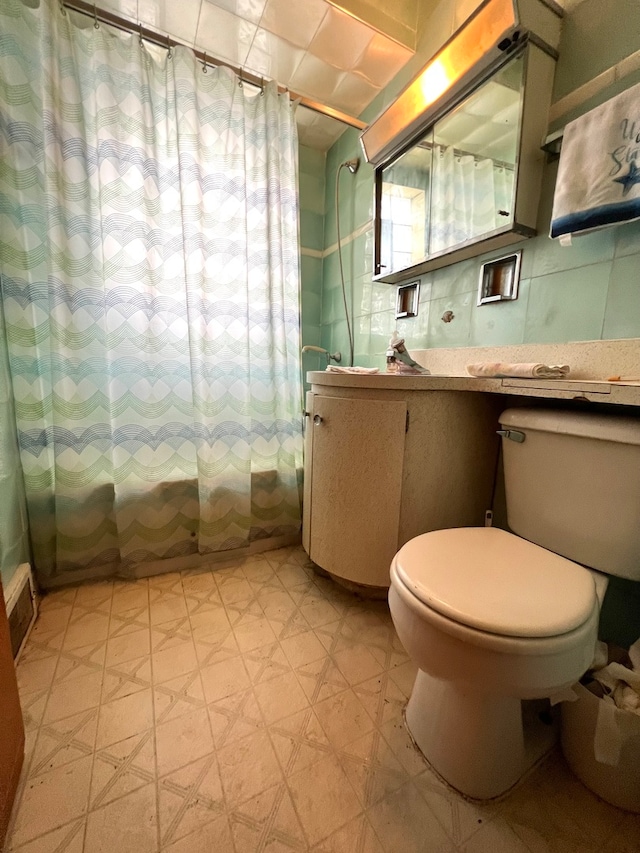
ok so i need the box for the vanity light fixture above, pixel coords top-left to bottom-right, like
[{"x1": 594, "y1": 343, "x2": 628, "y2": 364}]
[
  {"x1": 365, "y1": 0, "x2": 563, "y2": 282},
  {"x1": 360, "y1": 0, "x2": 562, "y2": 167}
]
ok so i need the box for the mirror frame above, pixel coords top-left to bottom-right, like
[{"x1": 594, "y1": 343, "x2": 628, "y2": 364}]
[{"x1": 372, "y1": 40, "x2": 556, "y2": 283}]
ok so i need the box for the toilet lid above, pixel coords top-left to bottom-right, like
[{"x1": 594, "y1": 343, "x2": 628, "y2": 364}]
[{"x1": 394, "y1": 527, "x2": 596, "y2": 638}]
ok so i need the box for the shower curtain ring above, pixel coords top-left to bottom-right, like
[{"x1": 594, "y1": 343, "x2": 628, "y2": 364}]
[
  {"x1": 138, "y1": 22, "x2": 144, "y2": 47},
  {"x1": 59, "y1": 1, "x2": 66, "y2": 16},
  {"x1": 260, "y1": 77, "x2": 265, "y2": 96},
  {"x1": 238, "y1": 68, "x2": 244, "y2": 88},
  {"x1": 166, "y1": 33, "x2": 172, "y2": 59},
  {"x1": 202, "y1": 52, "x2": 208, "y2": 74},
  {"x1": 93, "y1": 2, "x2": 99, "y2": 28}
]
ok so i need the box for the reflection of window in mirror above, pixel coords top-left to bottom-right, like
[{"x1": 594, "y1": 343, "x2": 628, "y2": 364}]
[
  {"x1": 381, "y1": 185, "x2": 426, "y2": 273},
  {"x1": 380, "y1": 138, "x2": 431, "y2": 275}
]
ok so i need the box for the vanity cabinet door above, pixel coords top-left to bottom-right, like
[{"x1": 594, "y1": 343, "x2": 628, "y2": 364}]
[
  {"x1": 305, "y1": 395, "x2": 406, "y2": 587},
  {"x1": 301, "y1": 391, "x2": 314, "y2": 556}
]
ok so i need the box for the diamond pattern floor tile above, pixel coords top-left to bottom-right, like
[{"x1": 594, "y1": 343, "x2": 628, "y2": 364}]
[
  {"x1": 84, "y1": 783, "x2": 158, "y2": 853},
  {"x1": 158, "y1": 752, "x2": 225, "y2": 847},
  {"x1": 6, "y1": 543, "x2": 632, "y2": 853},
  {"x1": 218, "y1": 729, "x2": 284, "y2": 811},
  {"x1": 367, "y1": 780, "x2": 457, "y2": 853},
  {"x1": 90, "y1": 731, "x2": 156, "y2": 810},
  {"x1": 208, "y1": 685, "x2": 265, "y2": 750},
  {"x1": 161, "y1": 813, "x2": 235, "y2": 853},
  {"x1": 95, "y1": 688, "x2": 154, "y2": 749},
  {"x1": 42, "y1": 670, "x2": 104, "y2": 725},
  {"x1": 229, "y1": 782, "x2": 307, "y2": 853},
  {"x1": 7, "y1": 819, "x2": 86, "y2": 853},
  {"x1": 253, "y1": 670, "x2": 310, "y2": 725},
  {"x1": 287, "y1": 753, "x2": 362, "y2": 846},
  {"x1": 29, "y1": 710, "x2": 98, "y2": 778},
  {"x1": 9, "y1": 755, "x2": 93, "y2": 848},
  {"x1": 156, "y1": 707, "x2": 215, "y2": 777},
  {"x1": 312, "y1": 814, "x2": 384, "y2": 853},
  {"x1": 15, "y1": 655, "x2": 59, "y2": 696}
]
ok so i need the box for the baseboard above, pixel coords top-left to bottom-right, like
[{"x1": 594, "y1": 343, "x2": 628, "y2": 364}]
[
  {"x1": 38, "y1": 532, "x2": 303, "y2": 588},
  {"x1": 129, "y1": 532, "x2": 302, "y2": 579}
]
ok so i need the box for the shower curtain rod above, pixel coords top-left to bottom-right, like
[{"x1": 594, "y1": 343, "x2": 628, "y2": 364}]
[
  {"x1": 415, "y1": 140, "x2": 516, "y2": 171},
  {"x1": 61, "y1": 0, "x2": 368, "y2": 133}
]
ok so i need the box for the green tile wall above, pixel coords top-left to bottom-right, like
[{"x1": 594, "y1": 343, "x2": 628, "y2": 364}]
[
  {"x1": 311, "y1": 0, "x2": 640, "y2": 369},
  {"x1": 299, "y1": 145, "x2": 328, "y2": 379},
  {"x1": 552, "y1": 0, "x2": 640, "y2": 102}
]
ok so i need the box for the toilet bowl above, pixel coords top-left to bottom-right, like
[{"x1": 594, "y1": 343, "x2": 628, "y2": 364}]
[
  {"x1": 389, "y1": 527, "x2": 599, "y2": 799},
  {"x1": 389, "y1": 408, "x2": 640, "y2": 800}
]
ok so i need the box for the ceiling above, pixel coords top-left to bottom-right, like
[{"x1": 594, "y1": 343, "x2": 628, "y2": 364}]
[
  {"x1": 79, "y1": 0, "x2": 588, "y2": 152},
  {"x1": 95, "y1": 0, "x2": 416, "y2": 151}
]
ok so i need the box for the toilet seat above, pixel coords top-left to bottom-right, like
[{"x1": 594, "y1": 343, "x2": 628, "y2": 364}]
[{"x1": 393, "y1": 527, "x2": 597, "y2": 639}]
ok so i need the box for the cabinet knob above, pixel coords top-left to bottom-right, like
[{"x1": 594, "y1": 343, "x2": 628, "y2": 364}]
[{"x1": 313, "y1": 414, "x2": 324, "y2": 426}]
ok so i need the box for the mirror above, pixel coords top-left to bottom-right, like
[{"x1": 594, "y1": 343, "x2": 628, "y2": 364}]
[
  {"x1": 363, "y1": 0, "x2": 562, "y2": 283},
  {"x1": 376, "y1": 50, "x2": 526, "y2": 280},
  {"x1": 380, "y1": 140, "x2": 432, "y2": 273},
  {"x1": 368, "y1": 19, "x2": 561, "y2": 284}
]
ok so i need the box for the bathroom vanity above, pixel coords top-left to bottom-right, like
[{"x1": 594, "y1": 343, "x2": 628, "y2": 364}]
[
  {"x1": 302, "y1": 379, "x2": 502, "y2": 588},
  {"x1": 303, "y1": 365, "x2": 640, "y2": 590}
]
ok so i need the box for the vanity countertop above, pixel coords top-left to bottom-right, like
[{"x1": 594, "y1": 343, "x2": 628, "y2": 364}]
[{"x1": 307, "y1": 371, "x2": 640, "y2": 408}]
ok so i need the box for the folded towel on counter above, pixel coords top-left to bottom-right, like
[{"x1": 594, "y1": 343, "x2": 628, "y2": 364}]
[
  {"x1": 467, "y1": 363, "x2": 570, "y2": 379},
  {"x1": 551, "y1": 81, "x2": 640, "y2": 239},
  {"x1": 325, "y1": 366, "x2": 380, "y2": 374}
]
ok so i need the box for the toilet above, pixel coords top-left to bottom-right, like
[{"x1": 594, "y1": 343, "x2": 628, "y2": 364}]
[{"x1": 388, "y1": 407, "x2": 640, "y2": 800}]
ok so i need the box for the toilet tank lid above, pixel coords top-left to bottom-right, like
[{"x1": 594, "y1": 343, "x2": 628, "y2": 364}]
[{"x1": 500, "y1": 408, "x2": 640, "y2": 446}]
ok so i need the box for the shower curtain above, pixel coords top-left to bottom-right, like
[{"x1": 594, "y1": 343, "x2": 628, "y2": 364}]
[
  {"x1": 429, "y1": 145, "x2": 514, "y2": 254},
  {"x1": 0, "y1": 302, "x2": 29, "y2": 587},
  {"x1": 0, "y1": 0, "x2": 303, "y2": 583}
]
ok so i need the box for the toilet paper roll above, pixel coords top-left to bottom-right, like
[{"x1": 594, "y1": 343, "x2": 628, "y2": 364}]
[
  {"x1": 594, "y1": 661, "x2": 640, "y2": 694},
  {"x1": 593, "y1": 694, "x2": 640, "y2": 766},
  {"x1": 594, "y1": 697, "x2": 622, "y2": 765}
]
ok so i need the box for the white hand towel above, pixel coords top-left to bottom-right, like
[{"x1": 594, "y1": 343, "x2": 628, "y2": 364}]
[
  {"x1": 551, "y1": 80, "x2": 640, "y2": 239},
  {"x1": 325, "y1": 366, "x2": 380, "y2": 374},
  {"x1": 467, "y1": 362, "x2": 570, "y2": 379}
]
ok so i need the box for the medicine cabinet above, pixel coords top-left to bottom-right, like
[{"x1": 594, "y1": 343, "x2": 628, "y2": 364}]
[{"x1": 360, "y1": 0, "x2": 562, "y2": 283}]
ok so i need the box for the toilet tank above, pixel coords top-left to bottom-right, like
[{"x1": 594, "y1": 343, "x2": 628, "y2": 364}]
[{"x1": 499, "y1": 408, "x2": 640, "y2": 579}]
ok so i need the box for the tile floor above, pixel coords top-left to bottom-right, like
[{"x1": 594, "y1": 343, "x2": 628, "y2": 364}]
[{"x1": 5, "y1": 545, "x2": 639, "y2": 853}]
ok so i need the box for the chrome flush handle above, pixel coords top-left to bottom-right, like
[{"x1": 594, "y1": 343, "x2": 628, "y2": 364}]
[
  {"x1": 497, "y1": 429, "x2": 525, "y2": 443},
  {"x1": 313, "y1": 414, "x2": 324, "y2": 426}
]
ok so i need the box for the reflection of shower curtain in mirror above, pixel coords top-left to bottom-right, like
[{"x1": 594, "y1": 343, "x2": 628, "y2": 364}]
[{"x1": 429, "y1": 146, "x2": 514, "y2": 254}]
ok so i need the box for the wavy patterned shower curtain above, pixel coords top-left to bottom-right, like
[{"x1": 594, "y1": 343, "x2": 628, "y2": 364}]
[
  {"x1": 0, "y1": 0, "x2": 303, "y2": 583},
  {"x1": 430, "y1": 145, "x2": 514, "y2": 254}
]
